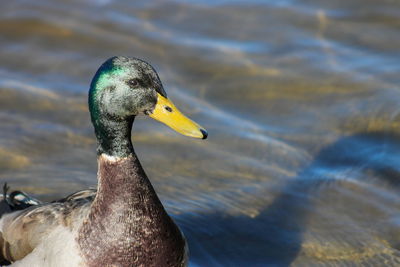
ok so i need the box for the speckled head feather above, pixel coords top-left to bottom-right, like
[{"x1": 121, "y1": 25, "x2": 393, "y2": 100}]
[
  {"x1": 89, "y1": 57, "x2": 167, "y2": 118},
  {"x1": 88, "y1": 57, "x2": 167, "y2": 157}
]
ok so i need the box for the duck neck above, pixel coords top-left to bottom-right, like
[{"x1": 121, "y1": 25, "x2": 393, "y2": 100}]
[
  {"x1": 92, "y1": 115, "x2": 135, "y2": 158},
  {"x1": 78, "y1": 153, "x2": 186, "y2": 267}
]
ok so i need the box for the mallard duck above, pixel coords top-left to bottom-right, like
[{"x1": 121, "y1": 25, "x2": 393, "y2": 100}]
[{"x1": 0, "y1": 56, "x2": 207, "y2": 267}]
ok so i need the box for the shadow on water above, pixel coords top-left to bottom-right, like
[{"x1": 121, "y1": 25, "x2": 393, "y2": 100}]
[{"x1": 178, "y1": 131, "x2": 400, "y2": 267}]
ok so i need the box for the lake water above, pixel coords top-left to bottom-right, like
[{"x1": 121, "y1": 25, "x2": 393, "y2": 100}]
[{"x1": 1, "y1": 0, "x2": 400, "y2": 266}]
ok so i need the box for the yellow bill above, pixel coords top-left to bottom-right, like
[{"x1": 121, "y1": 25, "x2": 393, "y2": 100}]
[{"x1": 149, "y1": 93, "x2": 207, "y2": 139}]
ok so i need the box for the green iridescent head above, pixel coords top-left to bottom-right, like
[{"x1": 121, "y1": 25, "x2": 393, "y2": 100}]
[
  {"x1": 89, "y1": 56, "x2": 167, "y2": 122},
  {"x1": 88, "y1": 56, "x2": 207, "y2": 157}
]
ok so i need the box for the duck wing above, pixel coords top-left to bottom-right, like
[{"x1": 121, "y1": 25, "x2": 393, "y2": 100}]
[
  {"x1": 0, "y1": 186, "x2": 96, "y2": 264},
  {"x1": 54, "y1": 188, "x2": 97, "y2": 203}
]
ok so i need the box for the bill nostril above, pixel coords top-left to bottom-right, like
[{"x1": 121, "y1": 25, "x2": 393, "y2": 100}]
[{"x1": 164, "y1": 106, "x2": 173, "y2": 112}]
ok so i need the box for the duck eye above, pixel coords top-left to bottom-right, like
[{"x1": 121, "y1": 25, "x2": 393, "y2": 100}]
[{"x1": 127, "y1": 79, "x2": 140, "y2": 88}]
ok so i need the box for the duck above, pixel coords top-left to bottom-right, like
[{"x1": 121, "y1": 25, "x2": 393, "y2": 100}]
[{"x1": 0, "y1": 56, "x2": 207, "y2": 267}]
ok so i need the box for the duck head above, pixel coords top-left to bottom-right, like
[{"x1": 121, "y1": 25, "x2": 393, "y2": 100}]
[{"x1": 89, "y1": 56, "x2": 207, "y2": 157}]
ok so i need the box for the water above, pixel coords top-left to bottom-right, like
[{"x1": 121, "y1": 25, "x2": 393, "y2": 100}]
[{"x1": 1, "y1": 0, "x2": 400, "y2": 266}]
